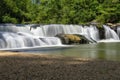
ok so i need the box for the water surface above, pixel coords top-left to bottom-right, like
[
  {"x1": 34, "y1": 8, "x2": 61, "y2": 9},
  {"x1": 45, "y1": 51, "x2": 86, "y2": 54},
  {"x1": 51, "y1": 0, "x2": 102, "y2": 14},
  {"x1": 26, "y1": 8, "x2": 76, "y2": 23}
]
[{"x1": 34, "y1": 42, "x2": 120, "y2": 61}]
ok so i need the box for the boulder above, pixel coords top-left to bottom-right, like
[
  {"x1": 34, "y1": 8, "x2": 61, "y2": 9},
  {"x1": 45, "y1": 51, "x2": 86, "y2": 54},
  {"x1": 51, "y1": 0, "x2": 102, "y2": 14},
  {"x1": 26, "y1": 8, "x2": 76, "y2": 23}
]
[
  {"x1": 55, "y1": 34, "x2": 69, "y2": 44},
  {"x1": 56, "y1": 34, "x2": 88, "y2": 44},
  {"x1": 116, "y1": 23, "x2": 120, "y2": 26},
  {"x1": 64, "y1": 34, "x2": 81, "y2": 44}
]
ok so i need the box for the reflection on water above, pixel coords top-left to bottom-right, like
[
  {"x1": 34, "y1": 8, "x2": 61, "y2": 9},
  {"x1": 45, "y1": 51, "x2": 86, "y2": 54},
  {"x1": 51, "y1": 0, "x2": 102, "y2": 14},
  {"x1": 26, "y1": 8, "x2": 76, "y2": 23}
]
[{"x1": 35, "y1": 42, "x2": 120, "y2": 61}]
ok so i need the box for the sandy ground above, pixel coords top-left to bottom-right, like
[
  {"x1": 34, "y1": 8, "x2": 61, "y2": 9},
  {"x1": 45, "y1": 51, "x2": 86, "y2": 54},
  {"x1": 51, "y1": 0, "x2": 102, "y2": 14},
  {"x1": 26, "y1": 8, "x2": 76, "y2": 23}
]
[{"x1": 0, "y1": 51, "x2": 120, "y2": 80}]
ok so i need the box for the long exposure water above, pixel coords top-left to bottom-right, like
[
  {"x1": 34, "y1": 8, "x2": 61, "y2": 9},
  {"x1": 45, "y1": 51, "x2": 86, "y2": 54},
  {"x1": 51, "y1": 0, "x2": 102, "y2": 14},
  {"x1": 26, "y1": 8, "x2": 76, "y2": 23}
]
[
  {"x1": 34, "y1": 42, "x2": 120, "y2": 61},
  {"x1": 0, "y1": 24, "x2": 120, "y2": 61}
]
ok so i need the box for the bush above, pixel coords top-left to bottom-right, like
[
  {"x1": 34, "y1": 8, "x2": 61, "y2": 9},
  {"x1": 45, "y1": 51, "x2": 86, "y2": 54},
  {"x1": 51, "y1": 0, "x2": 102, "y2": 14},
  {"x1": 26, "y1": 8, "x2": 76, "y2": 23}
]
[{"x1": 2, "y1": 15, "x2": 17, "y2": 23}]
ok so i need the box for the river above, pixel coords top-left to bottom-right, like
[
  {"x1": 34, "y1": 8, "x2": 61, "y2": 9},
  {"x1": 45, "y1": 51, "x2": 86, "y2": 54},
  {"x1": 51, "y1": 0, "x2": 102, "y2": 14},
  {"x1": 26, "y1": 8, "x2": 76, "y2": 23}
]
[
  {"x1": 34, "y1": 42, "x2": 120, "y2": 61},
  {"x1": 0, "y1": 24, "x2": 120, "y2": 61}
]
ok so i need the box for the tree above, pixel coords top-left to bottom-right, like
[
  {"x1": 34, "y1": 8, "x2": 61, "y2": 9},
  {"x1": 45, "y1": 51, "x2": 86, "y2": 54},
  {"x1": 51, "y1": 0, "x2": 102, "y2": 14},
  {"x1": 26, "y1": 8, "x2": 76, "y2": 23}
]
[
  {"x1": 0, "y1": 0, "x2": 34, "y2": 23},
  {"x1": 0, "y1": 0, "x2": 120, "y2": 24}
]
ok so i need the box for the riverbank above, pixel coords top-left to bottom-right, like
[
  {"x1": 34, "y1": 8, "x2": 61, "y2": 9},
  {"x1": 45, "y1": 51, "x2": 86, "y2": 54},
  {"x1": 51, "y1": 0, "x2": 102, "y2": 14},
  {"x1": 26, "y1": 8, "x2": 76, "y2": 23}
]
[{"x1": 0, "y1": 51, "x2": 120, "y2": 80}]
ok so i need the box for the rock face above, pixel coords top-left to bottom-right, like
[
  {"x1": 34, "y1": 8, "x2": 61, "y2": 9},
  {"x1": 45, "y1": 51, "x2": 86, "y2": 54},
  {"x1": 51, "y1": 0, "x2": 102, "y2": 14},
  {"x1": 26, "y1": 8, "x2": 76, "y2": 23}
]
[
  {"x1": 97, "y1": 27, "x2": 105, "y2": 39},
  {"x1": 55, "y1": 34, "x2": 89, "y2": 44}
]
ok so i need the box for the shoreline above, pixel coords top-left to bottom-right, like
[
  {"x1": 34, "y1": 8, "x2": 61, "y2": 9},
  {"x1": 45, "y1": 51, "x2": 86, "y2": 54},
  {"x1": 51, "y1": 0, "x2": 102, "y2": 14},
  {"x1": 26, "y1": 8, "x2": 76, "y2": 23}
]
[{"x1": 0, "y1": 51, "x2": 120, "y2": 80}]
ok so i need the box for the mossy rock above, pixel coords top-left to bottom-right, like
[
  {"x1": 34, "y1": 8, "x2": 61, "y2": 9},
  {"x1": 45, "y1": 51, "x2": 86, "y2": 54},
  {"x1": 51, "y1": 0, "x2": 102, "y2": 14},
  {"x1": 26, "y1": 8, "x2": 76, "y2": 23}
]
[
  {"x1": 56, "y1": 34, "x2": 83, "y2": 44},
  {"x1": 64, "y1": 34, "x2": 81, "y2": 43}
]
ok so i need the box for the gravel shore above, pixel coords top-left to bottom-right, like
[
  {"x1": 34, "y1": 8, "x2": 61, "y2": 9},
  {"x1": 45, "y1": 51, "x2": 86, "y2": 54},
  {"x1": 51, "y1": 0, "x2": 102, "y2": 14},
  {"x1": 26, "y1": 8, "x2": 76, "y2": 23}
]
[{"x1": 0, "y1": 51, "x2": 120, "y2": 80}]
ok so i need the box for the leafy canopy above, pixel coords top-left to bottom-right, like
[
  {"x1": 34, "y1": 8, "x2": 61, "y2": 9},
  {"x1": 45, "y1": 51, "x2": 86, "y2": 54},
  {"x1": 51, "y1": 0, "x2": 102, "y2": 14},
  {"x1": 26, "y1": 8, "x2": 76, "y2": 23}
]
[{"x1": 0, "y1": 0, "x2": 120, "y2": 24}]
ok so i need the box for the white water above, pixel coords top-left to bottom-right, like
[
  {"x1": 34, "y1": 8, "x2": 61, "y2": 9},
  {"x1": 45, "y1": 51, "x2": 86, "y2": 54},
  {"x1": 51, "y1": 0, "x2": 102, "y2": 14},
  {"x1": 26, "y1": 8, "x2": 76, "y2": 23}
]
[
  {"x1": 0, "y1": 24, "x2": 62, "y2": 49},
  {"x1": 97, "y1": 39, "x2": 120, "y2": 43},
  {"x1": 79, "y1": 25, "x2": 99, "y2": 42},
  {"x1": 0, "y1": 24, "x2": 18, "y2": 32},
  {"x1": 0, "y1": 32, "x2": 62, "y2": 48},
  {"x1": 31, "y1": 24, "x2": 100, "y2": 43},
  {"x1": 0, "y1": 24, "x2": 120, "y2": 49},
  {"x1": 97, "y1": 25, "x2": 120, "y2": 43},
  {"x1": 103, "y1": 25, "x2": 119, "y2": 40}
]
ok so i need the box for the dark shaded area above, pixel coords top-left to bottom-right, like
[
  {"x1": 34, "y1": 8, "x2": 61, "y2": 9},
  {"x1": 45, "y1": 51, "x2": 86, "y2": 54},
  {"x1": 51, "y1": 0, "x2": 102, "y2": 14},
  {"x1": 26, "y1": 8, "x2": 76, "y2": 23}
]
[
  {"x1": 97, "y1": 27, "x2": 105, "y2": 39},
  {"x1": 0, "y1": 54, "x2": 120, "y2": 80}
]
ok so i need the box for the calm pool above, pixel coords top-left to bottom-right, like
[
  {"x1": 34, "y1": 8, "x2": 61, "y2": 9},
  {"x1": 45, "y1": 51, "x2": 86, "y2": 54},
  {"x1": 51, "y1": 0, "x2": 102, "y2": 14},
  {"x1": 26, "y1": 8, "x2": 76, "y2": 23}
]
[{"x1": 30, "y1": 42, "x2": 120, "y2": 61}]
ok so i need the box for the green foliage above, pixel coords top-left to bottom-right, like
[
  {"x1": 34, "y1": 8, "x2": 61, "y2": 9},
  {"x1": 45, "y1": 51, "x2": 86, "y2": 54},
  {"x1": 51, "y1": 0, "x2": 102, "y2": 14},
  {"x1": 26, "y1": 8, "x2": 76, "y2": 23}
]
[
  {"x1": 2, "y1": 15, "x2": 17, "y2": 23},
  {"x1": 0, "y1": 0, "x2": 120, "y2": 24},
  {"x1": 0, "y1": 0, "x2": 34, "y2": 23}
]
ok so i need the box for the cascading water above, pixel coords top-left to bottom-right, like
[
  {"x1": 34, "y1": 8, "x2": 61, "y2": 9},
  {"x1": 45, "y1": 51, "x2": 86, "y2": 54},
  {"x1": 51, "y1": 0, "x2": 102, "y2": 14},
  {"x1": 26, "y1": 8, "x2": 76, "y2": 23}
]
[
  {"x1": 31, "y1": 24, "x2": 120, "y2": 43},
  {"x1": 97, "y1": 25, "x2": 120, "y2": 43},
  {"x1": 31, "y1": 24, "x2": 100, "y2": 43},
  {"x1": 79, "y1": 25, "x2": 100, "y2": 42},
  {"x1": 30, "y1": 25, "x2": 45, "y2": 37},
  {"x1": 88, "y1": 25, "x2": 100, "y2": 41},
  {"x1": 0, "y1": 24, "x2": 120, "y2": 50},
  {"x1": 0, "y1": 24, "x2": 18, "y2": 32},
  {"x1": 0, "y1": 24, "x2": 62, "y2": 49},
  {"x1": 16, "y1": 24, "x2": 32, "y2": 33},
  {"x1": 103, "y1": 25, "x2": 119, "y2": 40}
]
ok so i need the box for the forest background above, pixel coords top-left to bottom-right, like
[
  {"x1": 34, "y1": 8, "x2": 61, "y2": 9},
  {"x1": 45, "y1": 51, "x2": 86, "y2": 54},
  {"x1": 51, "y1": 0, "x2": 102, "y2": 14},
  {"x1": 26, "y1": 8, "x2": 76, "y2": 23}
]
[{"x1": 0, "y1": 0, "x2": 120, "y2": 24}]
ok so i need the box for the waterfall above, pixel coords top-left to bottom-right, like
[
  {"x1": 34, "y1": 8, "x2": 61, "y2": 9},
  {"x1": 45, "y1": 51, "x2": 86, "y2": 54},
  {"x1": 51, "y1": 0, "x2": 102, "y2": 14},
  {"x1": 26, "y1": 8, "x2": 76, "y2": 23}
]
[
  {"x1": 31, "y1": 24, "x2": 100, "y2": 42},
  {"x1": 31, "y1": 24, "x2": 120, "y2": 43},
  {"x1": 88, "y1": 25, "x2": 100, "y2": 41},
  {"x1": 16, "y1": 24, "x2": 32, "y2": 34},
  {"x1": 79, "y1": 25, "x2": 99, "y2": 42},
  {"x1": 0, "y1": 24, "x2": 62, "y2": 49},
  {"x1": 103, "y1": 25, "x2": 119, "y2": 40},
  {"x1": 31, "y1": 27, "x2": 45, "y2": 37},
  {"x1": 0, "y1": 24, "x2": 120, "y2": 49},
  {"x1": 0, "y1": 32, "x2": 62, "y2": 48},
  {"x1": 30, "y1": 25, "x2": 45, "y2": 37},
  {"x1": 36, "y1": 24, "x2": 83, "y2": 36},
  {"x1": 0, "y1": 24, "x2": 18, "y2": 32}
]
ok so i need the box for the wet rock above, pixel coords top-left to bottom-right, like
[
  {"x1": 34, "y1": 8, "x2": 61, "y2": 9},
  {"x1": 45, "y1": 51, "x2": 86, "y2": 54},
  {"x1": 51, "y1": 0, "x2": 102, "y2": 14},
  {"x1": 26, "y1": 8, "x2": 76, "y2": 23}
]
[
  {"x1": 97, "y1": 27, "x2": 105, "y2": 39},
  {"x1": 106, "y1": 23, "x2": 115, "y2": 27},
  {"x1": 116, "y1": 23, "x2": 120, "y2": 26},
  {"x1": 56, "y1": 34, "x2": 88, "y2": 44},
  {"x1": 106, "y1": 23, "x2": 119, "y2": 32}
]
